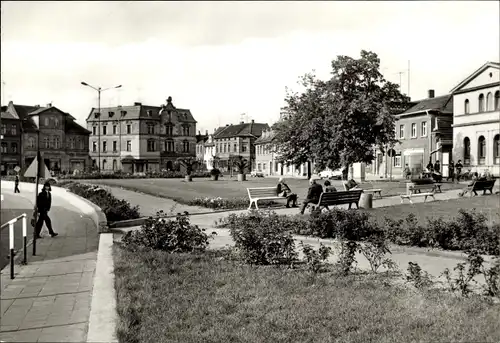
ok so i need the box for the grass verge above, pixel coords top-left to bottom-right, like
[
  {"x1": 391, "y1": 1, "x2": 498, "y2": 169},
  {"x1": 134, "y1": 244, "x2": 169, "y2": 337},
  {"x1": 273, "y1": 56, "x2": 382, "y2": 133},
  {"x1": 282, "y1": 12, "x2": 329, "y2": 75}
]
[{"x1": 114, "y1": 246, "x2": 500, "y2": 343}]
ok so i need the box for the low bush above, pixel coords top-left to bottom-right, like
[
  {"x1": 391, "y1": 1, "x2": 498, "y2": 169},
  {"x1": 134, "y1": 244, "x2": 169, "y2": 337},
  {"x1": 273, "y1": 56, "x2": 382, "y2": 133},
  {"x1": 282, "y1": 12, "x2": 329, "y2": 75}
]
[
  {"x1": 59, "y1": 170, "x2": 211, "y2": 180},
  {"x1": 384, "y1": 210, "x2": 500, "y2": 255},
  {"x1": 64, "y1": 183, "x2": 140, "y2": 222},
  {"x1": 187, "y1": 196, "x2": 278, "y2": 210},
  {"x1": 300, "y1": 242, "x2": 332, "y2": 273},
  {"x1": 227, "y1": 211, "x2": 298, "y2": 266},
  {"x1": 122, "y1": 211, "x2": 215, "y2": 253},
  {"x1": 406, "y1": 262, "x2": 434, "y2": 289}
]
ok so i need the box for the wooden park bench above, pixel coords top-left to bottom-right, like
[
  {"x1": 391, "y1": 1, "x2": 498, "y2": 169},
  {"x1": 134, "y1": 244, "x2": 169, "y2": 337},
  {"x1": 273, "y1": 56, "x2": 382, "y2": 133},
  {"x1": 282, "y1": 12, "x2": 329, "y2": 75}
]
[
  {"x1": 247, "y1": 187, "x2": 285, "y2": 210},
  {"x1": 308, "y1": 190, "x2": 363, "y2": 212},
  {"x1": 462, "y1": 179, "x2": 496, "y2": 197},
  {"x1": 342, "y1": 182, "x2": 382, "y2": 199},
  {"x1": 400, "y1": 183, "x2": 436, "y2": 204}
]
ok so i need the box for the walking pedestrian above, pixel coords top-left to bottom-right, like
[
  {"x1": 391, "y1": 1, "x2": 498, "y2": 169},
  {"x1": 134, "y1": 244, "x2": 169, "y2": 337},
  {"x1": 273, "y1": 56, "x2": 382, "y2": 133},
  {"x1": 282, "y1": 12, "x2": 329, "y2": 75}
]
[
  {"x1": 447, "y1": 160, "x2": 455, "y2": 182},
  {"x1": 14, "y1": 174, "x2": 20, "y2": 193},
  {"x1": 455, "y1": 160, "x2": 463, "y2": 182},
  {"x1": 34, "y1": 181, "x2": 58, "y2": 239}
]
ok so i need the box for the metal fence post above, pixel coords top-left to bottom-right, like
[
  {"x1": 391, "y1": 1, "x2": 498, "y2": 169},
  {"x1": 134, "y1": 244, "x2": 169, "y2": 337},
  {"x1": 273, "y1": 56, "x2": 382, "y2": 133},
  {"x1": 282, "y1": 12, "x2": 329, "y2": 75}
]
[
  {"x1": 22, "y1": 214, "x2": 27, "y2": 264},
  {"x1": 9, "y1": 222, "x2": 14, "y2": 279}
]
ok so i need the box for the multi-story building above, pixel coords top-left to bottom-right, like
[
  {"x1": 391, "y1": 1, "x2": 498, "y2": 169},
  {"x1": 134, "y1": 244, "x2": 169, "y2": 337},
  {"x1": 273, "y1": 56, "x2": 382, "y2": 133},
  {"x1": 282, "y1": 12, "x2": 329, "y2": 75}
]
[
  {"x1": 3, "y1": 101, "x2": 90, "y2": 173},
  {"x1": 202, "y1": 132, "x2": 217, "y2": 171},
  {"x1": 212, "y1": 120, "x2": 269, "y2": 172},
  {"x1": 255, "y1": 129, "x2": 309, "y2": 177},
  {"x1": 450, "y1": 61, "x2": 500, "y2": 176},
  {"x1": 367, "y1": 90, "x2": 454, "y2": 179},
  {"x1": 86, "y1": 96, "x2": 197, "y2": 173},
  {"x1": 195, "y1": 130, "x2": 209, "y2": 168},
  {"x1": 0, "y1": 106, "x2": 22, "y2": 175}
]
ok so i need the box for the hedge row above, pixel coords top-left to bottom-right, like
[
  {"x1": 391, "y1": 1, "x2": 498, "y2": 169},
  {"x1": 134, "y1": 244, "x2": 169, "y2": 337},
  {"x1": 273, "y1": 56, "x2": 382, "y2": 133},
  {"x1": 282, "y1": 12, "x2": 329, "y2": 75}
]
[
  {"x1": 59, "y1": 170, "x2": 212, "y2": 180},
  {"x1": 218, "y1": 208, "x2": 500, "y2": 255}
]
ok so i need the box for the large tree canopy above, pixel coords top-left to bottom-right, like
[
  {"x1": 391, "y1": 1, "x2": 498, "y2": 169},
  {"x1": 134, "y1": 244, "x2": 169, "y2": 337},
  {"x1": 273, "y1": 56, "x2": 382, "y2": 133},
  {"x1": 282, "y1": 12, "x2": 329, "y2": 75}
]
[{"x1": 274, "y1": 50, "x2": 409, "y2": 172}]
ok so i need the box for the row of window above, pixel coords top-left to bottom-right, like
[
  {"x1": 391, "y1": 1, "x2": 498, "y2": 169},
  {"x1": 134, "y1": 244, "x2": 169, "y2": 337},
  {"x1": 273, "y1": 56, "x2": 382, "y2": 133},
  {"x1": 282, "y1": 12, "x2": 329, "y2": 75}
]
[
  {"x1": 463, "y1": 134, "x2": 500, "y2": 165},
  {"x1": 1, "y1": 124, "x2": 17, "y2": 135},
  {"x1": 215, "y1": 142, "x2": 248, "y2": 154},
  {"x1": 92, "y1": 124, "x2": 191, "y2": 136},
  {"x1": 25, "y1": 136, "x2": 86, "y2": 150},
  {"x1": 91, "y1": 140, "x2": 191, "y2": 153},
  {"x1": 464, "y1": 91, "x2": 500, "y2": 114},
  {"x1": 256, "y1": 144, "x2": 273, "y2": 155},
  {"x1": 398, "y1": 122, "x2": 428, "y2": 139},
  {"x1": 0, "y1": 142, "x2": 18, "y2": 153}
]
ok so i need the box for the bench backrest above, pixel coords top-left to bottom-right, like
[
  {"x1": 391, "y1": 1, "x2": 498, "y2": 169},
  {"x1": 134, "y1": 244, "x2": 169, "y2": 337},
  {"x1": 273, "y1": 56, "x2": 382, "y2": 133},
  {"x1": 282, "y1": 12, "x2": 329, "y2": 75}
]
[
  {"x1": 407, "y1": 183, "x2": 435, "y2": 194},
  {"x1": 247, "y1": 187, "x2": 278, "y2": 198},
  {"x1": 318, "y1": 190, "x2": 363, "y2": 206},
  {"x1": 472, "y1": 179, "x2": 496, "y2": 190}
]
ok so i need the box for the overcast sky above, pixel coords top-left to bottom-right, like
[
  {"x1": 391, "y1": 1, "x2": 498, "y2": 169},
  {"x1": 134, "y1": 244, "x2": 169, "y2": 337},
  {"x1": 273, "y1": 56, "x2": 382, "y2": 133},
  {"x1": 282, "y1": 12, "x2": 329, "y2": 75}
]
[{"x1": 1, "y1": 1, "x2": 499, "y2": 132}]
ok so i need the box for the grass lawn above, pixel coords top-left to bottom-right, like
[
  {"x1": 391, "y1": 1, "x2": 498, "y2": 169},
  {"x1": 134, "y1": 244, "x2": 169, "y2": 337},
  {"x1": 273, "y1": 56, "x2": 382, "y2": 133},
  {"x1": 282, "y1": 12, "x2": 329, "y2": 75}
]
[
  {"x1": 81, "y1": 177, "x2": 465, "y2": 205},
  {"x1": 114, "y1": 246, "x2": 500, "y2": 343},
  {"x1": 363, "y1": 194, "x2": 500, "y2": 226}
]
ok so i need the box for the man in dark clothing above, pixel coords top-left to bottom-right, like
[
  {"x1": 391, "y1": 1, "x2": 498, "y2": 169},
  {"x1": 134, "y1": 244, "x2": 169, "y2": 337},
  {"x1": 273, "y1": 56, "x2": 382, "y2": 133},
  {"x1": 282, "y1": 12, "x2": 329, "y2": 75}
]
[
  {"x1": 426, "y1": 160, "x2": 434, "y2": 172},
  {"x1": 433, "y1": 160, "x2": 441, "y2": 174},
  {"x1": 455, "y1": 160, "x2": 463, "y2": 182},
  {"x1": 299, "y1": 178, "x2": 323, "y2": 214},
  {"x1": 35, "y1": 182, "x2": 58, "y2": 239},
  {"x1": 276, "y1": 178, "x2": 298, "y2": 208},
  {"x1": 447, "y1": 161, "x2": 455, "y2": 182},
  {"x1": 14, "y1": 175, "x2": 20, "y2": 193}
]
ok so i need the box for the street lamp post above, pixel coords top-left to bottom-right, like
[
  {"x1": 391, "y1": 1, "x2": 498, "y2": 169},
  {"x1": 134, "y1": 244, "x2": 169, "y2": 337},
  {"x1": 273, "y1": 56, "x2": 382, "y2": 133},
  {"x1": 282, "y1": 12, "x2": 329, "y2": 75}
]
[
  {"x1": 26, "y1": 114, "x2": 41, "y2": 256},
  {"x1": 81, "y1": 82, "x2": 122, "y2": 172}
]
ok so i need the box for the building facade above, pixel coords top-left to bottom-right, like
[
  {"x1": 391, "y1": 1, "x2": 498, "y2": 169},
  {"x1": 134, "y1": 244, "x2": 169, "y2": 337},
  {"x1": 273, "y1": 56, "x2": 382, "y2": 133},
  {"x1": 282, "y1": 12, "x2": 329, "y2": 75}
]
[
  {"x1": 0, "y1": 107, "x2": 22, "y2": 175},
  {"x1": 254, "y1": 129, "x2": 309, "y2": 177},
  {"x1": 86, "y1": 97, "x2": 197, "y2": 173},
  {"x1": 212, "y1": 120, "x2": 269, "y2": 172},
  {"x1": 3, "y1": 102, "x2": 90, "y2": 174},
  {"x1": 195, "y1": 130, "x2": 208, "y2": 169},
  {"x1": 450, "y1": 61, "x2": 500, "y2": 176}
]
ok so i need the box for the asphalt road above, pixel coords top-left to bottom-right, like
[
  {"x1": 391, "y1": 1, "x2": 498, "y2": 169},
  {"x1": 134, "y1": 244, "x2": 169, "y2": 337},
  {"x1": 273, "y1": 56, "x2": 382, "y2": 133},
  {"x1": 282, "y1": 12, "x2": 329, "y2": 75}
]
[{"x1": 0, "y1": 193, "x2": 35, "y2": 269}]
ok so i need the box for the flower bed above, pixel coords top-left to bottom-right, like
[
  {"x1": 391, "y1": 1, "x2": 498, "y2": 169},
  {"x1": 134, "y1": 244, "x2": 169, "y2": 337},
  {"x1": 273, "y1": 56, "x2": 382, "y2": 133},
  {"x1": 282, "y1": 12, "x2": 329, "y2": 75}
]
[
  {"x1": 186, "y1": 196, "x2": 276, "y2": 210},
  {"x1": 63, "y1": 182, "x2": 140, "y2": 222}
]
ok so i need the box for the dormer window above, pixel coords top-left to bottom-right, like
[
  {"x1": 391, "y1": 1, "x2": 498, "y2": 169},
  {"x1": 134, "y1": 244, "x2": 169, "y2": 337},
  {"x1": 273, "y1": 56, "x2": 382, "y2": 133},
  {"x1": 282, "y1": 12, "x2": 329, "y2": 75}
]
[
  {"x1": 120, "y1": 110, "x2": 127, "y2": 117},
  {"x1": 109, "y1": 111, "x2": 115, "y2": 118},
  {"x1": 94, "y1": 112, "x2": 101, "y2": 119},
  {"x1": 147, "y1": 110, "x2": 153, "y2": 117}
]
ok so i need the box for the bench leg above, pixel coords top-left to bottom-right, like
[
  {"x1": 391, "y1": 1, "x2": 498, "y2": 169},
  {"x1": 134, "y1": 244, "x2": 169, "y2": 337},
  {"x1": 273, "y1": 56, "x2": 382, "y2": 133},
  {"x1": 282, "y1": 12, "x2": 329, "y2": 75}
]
[
  {"x1": 431, "y1": 194, "x2": 436, "y2": 201},
  {"x1": 409, "y1": 197, "x2": 414, "y2": 205},
  {"x1": 248, "y1": 201, "x2": 254, "y2": 210},
  {"x1": 378, "y1": 192, "x2": 382, "y2": 199},
  {"x1": 255, "y1": 200, "x2": 260, "y2": 210},
  {"x1": 354, "y1": 202, "x2": 359, "y2": 209},
  {"x1": 348, "y1": 203, "x2": 352, "y2": 209},
  {"x1": 424, "y1": 195, "x2": 427, "y2": 203},
  {"x1": 473, "y1": 190, "x2": 478, "y2": 197}
]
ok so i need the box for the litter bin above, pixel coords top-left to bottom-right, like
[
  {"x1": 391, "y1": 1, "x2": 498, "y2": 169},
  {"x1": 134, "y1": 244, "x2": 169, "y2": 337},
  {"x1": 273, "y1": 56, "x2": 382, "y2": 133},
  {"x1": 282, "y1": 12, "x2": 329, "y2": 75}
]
[{"x1": 359, "y1": 192, "x2": 373, "y2": 209}]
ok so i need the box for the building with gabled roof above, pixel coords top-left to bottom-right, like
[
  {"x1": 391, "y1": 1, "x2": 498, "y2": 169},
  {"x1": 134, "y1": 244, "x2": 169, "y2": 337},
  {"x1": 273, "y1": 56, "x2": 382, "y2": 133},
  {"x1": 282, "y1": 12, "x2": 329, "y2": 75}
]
[
  {"x1": 450, "y1": 61, "x2": 500, "y2": 176},
  {"x1": 212, "y1": 120, "x2": 269, "y2": 172},
  {"x1": 85, "y1": 96, "x2": 197, "y2": 173},
  {"x1": 2, "y1": 101, "x2": 90, "y2": 174}
]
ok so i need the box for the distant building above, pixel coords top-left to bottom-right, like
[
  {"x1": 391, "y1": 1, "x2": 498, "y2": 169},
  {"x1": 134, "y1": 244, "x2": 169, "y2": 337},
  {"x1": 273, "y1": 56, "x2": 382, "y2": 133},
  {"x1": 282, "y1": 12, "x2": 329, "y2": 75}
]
[
  {"x1": 368, "y1": 90, "x2": 454, "y2": 179},
  {"x1": 195, "y1": 130, "x2": 209, "y2": 168},
  {"x1": 202, "y1": 132, "x2": 217, "y2": 171},
  {"x1": 86, "y1": 96, "x2": 197, "y2": 173},
  {"x1": 212, "y1": 120, "x2": 269, "y2": 172},
  {"x1": 2, "y1": 101, "x2": 90, "y2": 174},
  {"x1": 254, "y1": 129, "x2": 309, "y2": 177},
  {"x1": 450, "y1": 61, "x2": 500, "y2": 176},
  {"x1": 1, "y1": 106, "x2": 22, "y2": 175}
]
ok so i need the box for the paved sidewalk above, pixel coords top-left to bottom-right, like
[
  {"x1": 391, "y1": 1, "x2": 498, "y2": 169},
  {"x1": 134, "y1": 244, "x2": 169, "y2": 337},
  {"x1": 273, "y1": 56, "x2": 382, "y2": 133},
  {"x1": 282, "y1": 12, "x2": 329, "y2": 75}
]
[{"x1": 0, "y1": 185, "x2": 99, "y2": 342}]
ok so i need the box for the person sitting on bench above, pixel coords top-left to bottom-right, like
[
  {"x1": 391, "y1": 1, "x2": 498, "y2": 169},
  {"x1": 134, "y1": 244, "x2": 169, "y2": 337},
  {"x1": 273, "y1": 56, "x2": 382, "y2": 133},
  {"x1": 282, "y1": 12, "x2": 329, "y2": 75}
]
[
  {"x1": 299, "y1": 177, "x2": 323, "y2": 215},
  {"x1": 345, "y1": 178, "x2": 361, "y2": 191},
  {"x1": 459, "y1": 172, "x2": 479, "y2": 197},
  {"x1": 276, "y1": 178, "x2": 298, "y2": 208},
  {"x1": 324, "y1": 180, "x2": 337, "y2": 192}
]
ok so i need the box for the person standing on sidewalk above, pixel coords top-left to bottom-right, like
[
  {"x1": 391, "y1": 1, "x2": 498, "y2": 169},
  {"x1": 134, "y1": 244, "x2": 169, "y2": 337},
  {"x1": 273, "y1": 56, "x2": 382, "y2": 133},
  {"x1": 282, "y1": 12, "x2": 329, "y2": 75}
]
[
  {"x1": 14, "y1": 174, "x2": 20, "y2": 193},
  {"x1": 455, "y1": 160, "x2": 463, "y2": 182},
  {"x1": 447, "y1": 160, "x2": 455, "y2": 182},
  {"x1": 35, "y1": 181, "x2": 58, "y2": 238}
]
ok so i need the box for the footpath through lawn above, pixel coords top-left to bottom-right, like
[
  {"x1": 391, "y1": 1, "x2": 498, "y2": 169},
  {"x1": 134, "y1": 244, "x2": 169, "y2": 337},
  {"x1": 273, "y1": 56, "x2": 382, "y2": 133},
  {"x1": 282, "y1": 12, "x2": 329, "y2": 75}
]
[{"x1": 114, "y1": 247, "x2": 500, "y2": 343}]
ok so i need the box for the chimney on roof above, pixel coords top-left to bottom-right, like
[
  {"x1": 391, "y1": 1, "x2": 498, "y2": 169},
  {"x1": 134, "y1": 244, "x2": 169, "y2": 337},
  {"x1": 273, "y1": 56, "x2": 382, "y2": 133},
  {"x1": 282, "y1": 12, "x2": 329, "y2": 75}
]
[
  {"x1": 46, "y1": 103, "x2": 52, "y2": 107},
  {"x1": 134, "y1": 102, "x2": 142, "y2": 106},
  {"x1": 198, "y1": 130, "x2": 201, "y2": 135},
  {"x1": 428, "y1": 89, "x2": 435, "y2": 99},
  {"x1": 226, "y1": 124, "x2": 229, "y2": 127},
  {"x1": 35, "y1": 105, "x2": 40, "y2": 108},
  {"x1": 240, "y1": 121, "x2": 244, "y2": 124}
]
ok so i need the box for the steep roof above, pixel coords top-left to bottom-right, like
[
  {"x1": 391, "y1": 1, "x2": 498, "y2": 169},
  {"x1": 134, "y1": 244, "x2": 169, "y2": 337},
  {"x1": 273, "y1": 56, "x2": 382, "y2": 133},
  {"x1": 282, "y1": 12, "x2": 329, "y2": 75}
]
[
  {"x1": 214, "y1": 122, "x2": 270, "y2": 139},
  {"x1": 255, "y1": 130, "x2": 277, "y2": 144},
  {"x1": 86, "y1": 104, "x2": 162, "y2": 121},
  {"x1": 66, "y1": 118, "x2": 91, "y2": 134},
  {"x1": 450, "y1": 61, "x2": 500, "y2": 93},
  {"x1": 399, "y1": 94, "x2": 453, "y2": 116},
  {"x1": 195, "y1": 134, "x2": 209, "y2": 144},
  {"x1": 1, "y1": 105, "x2": 18, "y2": 120}
]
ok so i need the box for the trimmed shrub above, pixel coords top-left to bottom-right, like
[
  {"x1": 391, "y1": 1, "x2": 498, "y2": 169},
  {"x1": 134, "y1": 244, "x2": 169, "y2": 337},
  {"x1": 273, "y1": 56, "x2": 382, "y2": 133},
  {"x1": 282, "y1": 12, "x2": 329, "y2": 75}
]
[
  {"x1": 188, "y1": 196, "x2": 277, "y2": 210},
  {"x1": 121, "y1": 211, "x2": 215, "y2": 253},
  {"x1": 64, "y1": 183, "x2": 140, "y2": 222},
  {"x1": 59, "y1": 170, "x2": 211, "y2": 180},
  {"x1": 226, "y1": 210, "x2": 298, "y2": 266}
]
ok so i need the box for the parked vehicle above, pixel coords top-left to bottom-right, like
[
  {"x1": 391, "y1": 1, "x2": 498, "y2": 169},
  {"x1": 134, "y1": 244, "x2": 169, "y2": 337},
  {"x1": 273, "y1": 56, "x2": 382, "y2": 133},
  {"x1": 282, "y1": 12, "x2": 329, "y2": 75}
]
[
  {"x1": 250, "y1": 170, "x2": 265, "y2": 177},
  {"x1": 318, "y1": 168, "x2": 343, "y2": 180}
]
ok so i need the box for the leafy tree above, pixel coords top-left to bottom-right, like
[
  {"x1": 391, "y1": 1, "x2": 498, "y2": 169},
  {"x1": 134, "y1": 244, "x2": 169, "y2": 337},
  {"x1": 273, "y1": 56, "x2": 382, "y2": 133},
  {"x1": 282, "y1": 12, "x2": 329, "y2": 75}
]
[
  {"x1": 274, "y1": 50, "x2": 408, "y2": 172},
  {"x1": 230, "y1": 155, "x2": 249, "y2": 174}
]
